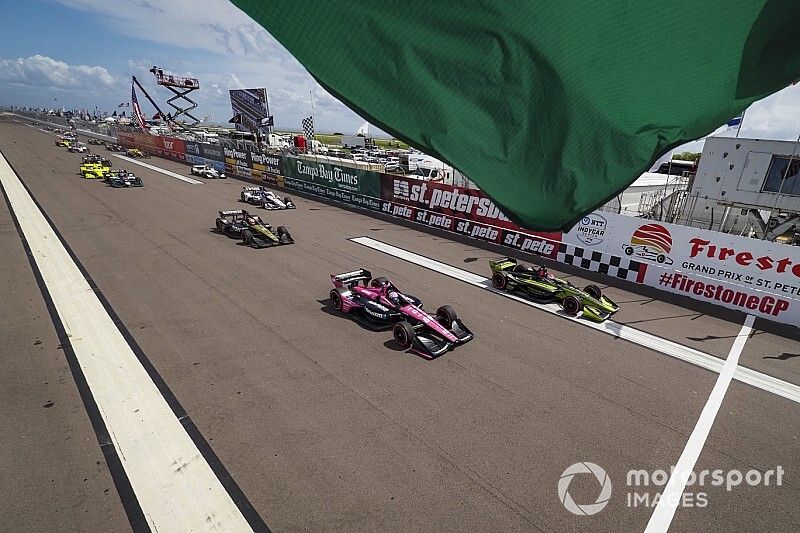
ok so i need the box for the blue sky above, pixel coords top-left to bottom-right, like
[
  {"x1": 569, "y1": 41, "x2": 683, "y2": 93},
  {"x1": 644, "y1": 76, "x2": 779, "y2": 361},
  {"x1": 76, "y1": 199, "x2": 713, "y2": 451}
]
[
  {"x1": 2, "y1": 0, "x2": 800, "y2": 144},
  {"x1": 0, "y1": 0, "x2": 371, "y2": 133}
]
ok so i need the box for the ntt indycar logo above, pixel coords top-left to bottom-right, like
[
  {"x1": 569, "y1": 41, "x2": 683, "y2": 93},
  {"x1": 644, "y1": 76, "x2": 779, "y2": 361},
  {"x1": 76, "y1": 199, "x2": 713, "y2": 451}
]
[{"x1": 558, "y1": 462, "x2": 784, "y2": 515}]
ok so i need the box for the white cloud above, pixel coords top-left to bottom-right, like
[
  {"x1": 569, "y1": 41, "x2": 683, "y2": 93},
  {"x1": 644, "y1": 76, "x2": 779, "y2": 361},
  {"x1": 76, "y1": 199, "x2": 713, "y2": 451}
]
[
  {"x1": 53, "y1": 0, "x2": 373, "y2": 132},
  {"x1": 57, "y1": 0, "x2": 283, "y2": 59},
  {"x1": 0, "y1": 54, "x2": 116, "y2": 91}
]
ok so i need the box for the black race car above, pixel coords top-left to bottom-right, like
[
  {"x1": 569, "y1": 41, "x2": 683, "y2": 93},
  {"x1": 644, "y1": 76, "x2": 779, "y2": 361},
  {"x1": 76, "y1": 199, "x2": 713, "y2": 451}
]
[
  {"x1": 214, "y1": 210, "x2": 294, "y2": 248},
  {"x1": 104, "y1": 169, "x2": 143, "y2": 187},
  {"x1": 82, "y1": 154, "x2": 112, "y2": 167}
]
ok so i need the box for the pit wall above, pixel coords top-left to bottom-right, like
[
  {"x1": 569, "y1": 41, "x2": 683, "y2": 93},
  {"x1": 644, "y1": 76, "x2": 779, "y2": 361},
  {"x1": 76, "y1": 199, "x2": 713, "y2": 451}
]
[{"x1": 117, "y1": 131, "x2": 800, "y2": 326}]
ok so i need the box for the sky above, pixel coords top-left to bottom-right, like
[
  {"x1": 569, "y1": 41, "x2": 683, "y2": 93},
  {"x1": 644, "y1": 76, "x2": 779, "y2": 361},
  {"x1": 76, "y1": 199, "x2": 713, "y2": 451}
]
[{"x1": 1, "y1": 0, "x2": 800, "y2": 143}]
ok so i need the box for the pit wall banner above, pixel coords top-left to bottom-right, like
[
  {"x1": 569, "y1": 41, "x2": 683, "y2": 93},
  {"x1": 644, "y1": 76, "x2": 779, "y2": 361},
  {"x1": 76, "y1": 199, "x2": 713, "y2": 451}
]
[
  {"x1": 564, "y1": 212, "x2": 800, "y2": 324},
  {"x1": 282, "y1": 157, "x2": 381, "y2": 198},
  {"x1": 380, "y1": 174, "x2": 561, "y2": 258}
]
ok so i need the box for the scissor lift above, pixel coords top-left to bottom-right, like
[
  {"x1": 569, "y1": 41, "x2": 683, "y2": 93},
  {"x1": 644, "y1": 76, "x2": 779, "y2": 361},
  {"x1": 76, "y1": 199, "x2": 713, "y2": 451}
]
[{"x1": 149, "y1": 66, "x2": 200, "y2": 126}]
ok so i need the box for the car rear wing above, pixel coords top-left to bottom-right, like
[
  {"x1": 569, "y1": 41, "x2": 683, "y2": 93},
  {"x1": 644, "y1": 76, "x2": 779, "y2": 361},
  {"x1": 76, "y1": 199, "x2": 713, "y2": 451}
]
[
  {"x1": 489, "y1": 257, "x2": 518, "y2": 273},
  {"x1": 242, "y1": 186, "x2": 262, "y2": 192},
  {"x1": 331, "y1": 269, "x2": 373, "y2": 288},
  {"x1": 219, "y1": 209, "x2": 248, "y2": 217}
]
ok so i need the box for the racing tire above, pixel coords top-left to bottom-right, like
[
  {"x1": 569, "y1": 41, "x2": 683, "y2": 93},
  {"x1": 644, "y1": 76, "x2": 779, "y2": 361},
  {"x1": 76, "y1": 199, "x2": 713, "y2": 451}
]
[
  {"x1": 277, "y1": 226, "x2": 292, "y2": 243},
  {"x1": 436, "y1": 305, "x2": 457, "y2": 328},
  {"x1": 284, "y1": 197, "x2": 293, "y2": 205},
  {"x1": 370, "y1": 276, "x2": 390, "y2": 288},
  {"x1": 584, "y1": 285, "x2": 602, "y2": 300},
  {"x1": 393, "y1": 321, "x2": 415, "y2": 349},
  {"x1": 562, "y1": 295, "x2": 581, "y2": 316},
  {"x1": 242, "y1": 229, "x2": 253, "y2": 245},
  {"x1": 330, "y1": 288, "x2": 348, "y2": 312},
  {"x1": 491, "y1": 272, "x2": 508, "y2": 290},
  {"x1": 623, "y1": 246, "x2": 634, "y2": 256},
  {"x1": 215, "y1": 219, "x2": 224, "y2": 232}
]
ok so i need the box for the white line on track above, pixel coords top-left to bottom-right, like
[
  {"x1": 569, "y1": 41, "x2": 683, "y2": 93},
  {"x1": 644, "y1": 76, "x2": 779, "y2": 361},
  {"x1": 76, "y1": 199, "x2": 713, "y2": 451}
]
[
  {"x1": 110, "y1": 153, "x2": 203, "y2": 184},
  {"x1": 0, "y1": 152, "x2": 251, "y2": 530},
  {"x1": 645, "y1": 314, "x2": 755, "y2": 533},
  {"x1": 350, "y1": 236, "x2": 800, "y2": 405}
]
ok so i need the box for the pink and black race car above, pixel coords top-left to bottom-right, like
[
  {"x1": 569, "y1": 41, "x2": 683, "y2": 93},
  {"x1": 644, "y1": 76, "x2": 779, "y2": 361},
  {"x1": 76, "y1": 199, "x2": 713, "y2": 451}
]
[{"x1": 329, "y1": 269, "x2": 473, "y2": 358}]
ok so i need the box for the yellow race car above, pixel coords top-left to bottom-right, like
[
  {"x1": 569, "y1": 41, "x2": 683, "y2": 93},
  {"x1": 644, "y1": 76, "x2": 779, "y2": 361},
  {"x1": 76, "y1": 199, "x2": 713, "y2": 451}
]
[
  {"x1": 125, "y1": 148, "x2": 149, "y2": 158},
  {"x1": 55, "y1": 138, "x2": 72, "y2": 147},
  {"x1": 79, "y1": 162, "x2": 112, "y2": 179}
]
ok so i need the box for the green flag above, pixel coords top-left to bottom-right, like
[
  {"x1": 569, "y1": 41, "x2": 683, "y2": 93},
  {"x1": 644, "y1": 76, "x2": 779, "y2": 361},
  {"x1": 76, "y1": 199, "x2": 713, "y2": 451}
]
[{"x1": 233, "y1": 1, "x2": 800, "y2": 230}]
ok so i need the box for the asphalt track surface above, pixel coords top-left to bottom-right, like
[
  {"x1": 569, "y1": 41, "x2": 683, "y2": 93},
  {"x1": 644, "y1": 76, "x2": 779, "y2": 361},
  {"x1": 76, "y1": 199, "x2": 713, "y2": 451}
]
[{"x1": 1, "y1": 116, "x2": 799, "y2": 532}]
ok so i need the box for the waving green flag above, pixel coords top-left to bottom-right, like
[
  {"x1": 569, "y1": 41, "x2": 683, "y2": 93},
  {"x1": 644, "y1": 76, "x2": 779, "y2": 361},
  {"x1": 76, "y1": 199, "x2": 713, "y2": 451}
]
[{"x1": 233, "y1": 1, "x2": 800, "y2": 230}]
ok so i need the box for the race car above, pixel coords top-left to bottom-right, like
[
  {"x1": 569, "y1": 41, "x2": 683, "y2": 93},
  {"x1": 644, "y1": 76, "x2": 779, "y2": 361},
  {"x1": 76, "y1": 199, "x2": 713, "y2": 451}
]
[
  {"x1": 104, "y1": 169, "x2": 143, "y2": 188},
  {"x1": 240, "y1": 186, "x2": 266, "y2": 205},
  {"x1": 79, "y1": 162, "x2": 112, "y2": 179},
  {"x1": 82, "y1": 154, "x2": 112, "y2": 167},
  {"x1": 105, "y1": 143, "x2": 125, "y2": 152},
  {"x1": 126, "y1": 148, "x2": 149, "y2": 158},
  {"x1": 329, "y1": 270, "x2": 473, "y2": 358},
  {"x1": 67, "y1": 142, "x2": 89, "y2": 153},
  {"x1": 214, "y1": 209, "x2": 294, "y2": 248},
  {"x1": 55, "y1": 138, "x2": 71, "y2": 147},
  {"x1": 489, "y1": 257, "x2": 619, "y2": 322},
  {"x1": 87, "y1": 138, "x2": 105, "y2": 145},
  {"x1": 240, "y1": 187, "x2": 295, "y2": 210},
  {"x1": 261, "y1": 190, "x2": 295, "y2": 210},
  {"x1": 190, "y1": 164, "x2": 226, "y2": 179}
]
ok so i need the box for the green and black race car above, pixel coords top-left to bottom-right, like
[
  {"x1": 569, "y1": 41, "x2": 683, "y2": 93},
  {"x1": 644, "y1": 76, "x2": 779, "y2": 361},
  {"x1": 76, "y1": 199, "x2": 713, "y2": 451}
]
[
  {"x1": 215, "y1": 210, "x2": 294, "y2": 248},
  {"x1": 489, "y1": 257, "x2": 619, "y2": 322}
]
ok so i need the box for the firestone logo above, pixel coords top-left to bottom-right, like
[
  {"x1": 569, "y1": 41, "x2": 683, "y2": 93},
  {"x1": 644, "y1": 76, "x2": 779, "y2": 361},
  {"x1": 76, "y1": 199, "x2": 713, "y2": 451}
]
[{"x1": 689, "y1": 238, "x2": 800, "y2": 280}]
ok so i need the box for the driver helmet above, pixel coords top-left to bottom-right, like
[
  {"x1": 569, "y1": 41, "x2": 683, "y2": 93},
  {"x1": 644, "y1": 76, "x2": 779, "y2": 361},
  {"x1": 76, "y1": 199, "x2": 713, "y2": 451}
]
[
  {"x1": 246, "y1": 216, "x2": 257, "y2": 224},
  {"x1": 388, "y1": 290, "x2": 401, "y2": 305},
  {"x1": 537, "y1": 266, "x2": 548, "y2": 278}
]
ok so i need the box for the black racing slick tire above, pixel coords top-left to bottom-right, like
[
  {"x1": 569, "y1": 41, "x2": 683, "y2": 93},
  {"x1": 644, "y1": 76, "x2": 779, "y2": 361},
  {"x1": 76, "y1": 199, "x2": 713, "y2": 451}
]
[
  {"x1": 284, "y1": 197, "x2": 292, "y2": 205},
  {"x1": 562, "y1": 295, "x2": 581, "y2": 316},
  {"x1": 215, "y1": 219, "x2": 224, "y2": 232},
  {"x1": 277, "y1": 226, "x2": 291, "y2": 243},
  {"x1": 242, "y1": 229, "x2": 253, "y2": 246},
  {"x1": 370, "y1": 276, "x2": 389, "y2": 288},
  {"x1": 330, "y1": 288, "x2": 347, "y2": 312},
  {"x1": 393, "y1": 321, "x2": 415, "y2": 349},
  {"x1": 584, "y1": 285, "x2": 602, "y2": 300},
  {"x1": 491, "y1": 272, "x2": 508, "y2": 290},
  {"x1": 436, "y1": 305, "x2": 457, "y2": 328}
]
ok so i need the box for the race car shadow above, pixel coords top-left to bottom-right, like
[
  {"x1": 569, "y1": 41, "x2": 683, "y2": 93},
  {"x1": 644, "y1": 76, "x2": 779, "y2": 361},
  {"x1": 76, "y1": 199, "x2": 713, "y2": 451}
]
[
  {"x1": 317, "y1": 299, "x2": 437, "y2": 360},
  {"x1": 208, "y1": 228, "x2": 257, "y2": 247}
]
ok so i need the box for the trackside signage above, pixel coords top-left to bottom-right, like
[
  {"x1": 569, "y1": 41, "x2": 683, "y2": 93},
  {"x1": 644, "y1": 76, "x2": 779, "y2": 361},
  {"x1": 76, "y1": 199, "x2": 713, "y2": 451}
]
[
  {"x1": 565, "y1": 212, "x2": 800, "y2": 324},
  {"x1": 282, "y1": 157, "x2": 381, "y2": 198},
  {"x1": 381, "y1": 175, "x2": 561, "y2": 256}
]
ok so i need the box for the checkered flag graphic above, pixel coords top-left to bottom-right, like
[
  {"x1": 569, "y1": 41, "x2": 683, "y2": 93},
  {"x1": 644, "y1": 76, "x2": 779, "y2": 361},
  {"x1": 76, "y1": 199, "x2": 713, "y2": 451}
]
[{"x1": 301, "y1": 116, "x2": 314, "y2": 139}]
